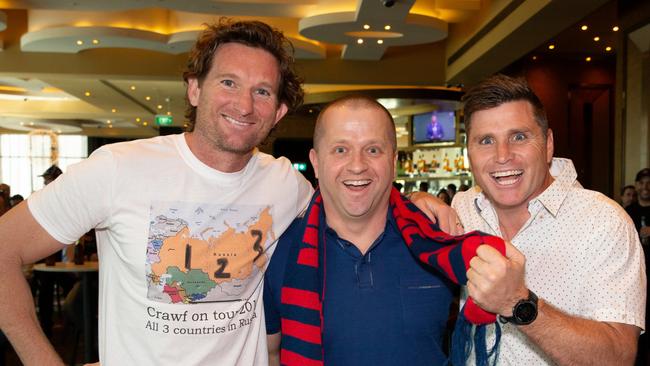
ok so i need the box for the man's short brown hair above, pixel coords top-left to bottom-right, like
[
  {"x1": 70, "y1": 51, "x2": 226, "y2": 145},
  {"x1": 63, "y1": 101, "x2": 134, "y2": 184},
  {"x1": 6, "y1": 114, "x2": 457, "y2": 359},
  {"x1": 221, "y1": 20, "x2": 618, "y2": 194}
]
[{"x1": 462, "y1": 74, "x2": 548, "y2": 137}]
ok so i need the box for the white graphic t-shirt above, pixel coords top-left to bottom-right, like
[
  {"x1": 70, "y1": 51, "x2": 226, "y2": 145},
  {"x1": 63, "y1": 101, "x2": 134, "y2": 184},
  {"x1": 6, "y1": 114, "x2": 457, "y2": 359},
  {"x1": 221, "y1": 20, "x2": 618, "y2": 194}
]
[{"x1": 28, "y1": 134, "x2": 313, "y2": 365}]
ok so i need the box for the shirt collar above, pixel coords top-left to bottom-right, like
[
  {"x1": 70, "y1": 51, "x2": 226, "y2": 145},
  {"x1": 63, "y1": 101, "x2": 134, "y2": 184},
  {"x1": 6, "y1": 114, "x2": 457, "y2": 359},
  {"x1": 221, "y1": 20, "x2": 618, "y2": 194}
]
[{"x1": 473, "y1": 157, "x2": 578, "y2": 217}]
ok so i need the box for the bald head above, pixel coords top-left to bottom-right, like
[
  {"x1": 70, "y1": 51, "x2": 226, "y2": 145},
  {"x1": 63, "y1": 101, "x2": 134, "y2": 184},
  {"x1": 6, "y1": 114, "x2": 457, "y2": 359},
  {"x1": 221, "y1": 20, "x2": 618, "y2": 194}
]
[{"x1": 313, "y1": 95, "x2": 396, "y2": 152}]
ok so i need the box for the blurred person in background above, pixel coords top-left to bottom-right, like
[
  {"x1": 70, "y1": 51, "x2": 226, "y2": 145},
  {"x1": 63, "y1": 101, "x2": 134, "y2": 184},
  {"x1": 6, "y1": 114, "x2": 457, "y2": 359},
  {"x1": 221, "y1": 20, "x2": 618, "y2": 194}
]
[{"x1": 621, "y1": 184, "x2": 638, "y2": 208}]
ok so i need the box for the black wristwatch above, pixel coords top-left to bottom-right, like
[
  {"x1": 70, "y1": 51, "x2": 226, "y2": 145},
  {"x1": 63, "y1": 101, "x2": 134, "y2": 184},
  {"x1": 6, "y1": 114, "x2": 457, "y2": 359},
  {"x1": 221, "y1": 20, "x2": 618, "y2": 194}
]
[{"x1": 498, "y1": 289, "x2": 538, "y2": 326}]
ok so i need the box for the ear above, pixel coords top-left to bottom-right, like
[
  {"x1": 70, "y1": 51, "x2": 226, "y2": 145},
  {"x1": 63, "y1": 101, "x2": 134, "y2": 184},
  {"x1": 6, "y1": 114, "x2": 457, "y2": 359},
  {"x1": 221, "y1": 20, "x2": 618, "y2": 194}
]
[
  {"x1": 309, "y1": 148, "x2": 319, "y2": 180},
  {"x1": 273, "y1": 103, "x2": 289, "y2": 128},
  {"x1": 545, "y1": 128, "x2": 554, "y2": 163},
  {"x1": 187, "y1": 77, "x2": 200, "y2": 107}
]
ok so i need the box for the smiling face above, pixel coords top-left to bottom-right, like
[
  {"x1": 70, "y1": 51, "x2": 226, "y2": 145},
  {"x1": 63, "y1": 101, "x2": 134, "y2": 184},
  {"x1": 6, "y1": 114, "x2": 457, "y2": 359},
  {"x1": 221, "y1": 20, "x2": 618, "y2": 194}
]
[
  {"x1": 187, "y1": 42, "x2": 288, "y2": 168},
  {"x1": 621, "y1": 186, "x2": 637, "y2": 207},
  {"x1": 467, "y1": 100, "x2": 554, "y2": 215},
  {"x1": 310, "y1": 102, "x2": 396, "y2": 227}
]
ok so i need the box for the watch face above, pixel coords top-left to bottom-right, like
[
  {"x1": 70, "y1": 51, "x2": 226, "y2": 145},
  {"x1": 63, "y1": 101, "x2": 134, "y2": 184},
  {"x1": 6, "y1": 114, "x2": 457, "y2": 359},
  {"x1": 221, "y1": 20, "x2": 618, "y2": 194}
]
[{"x1": 516, "y1": 301, "x2": 537, "y2": 322}]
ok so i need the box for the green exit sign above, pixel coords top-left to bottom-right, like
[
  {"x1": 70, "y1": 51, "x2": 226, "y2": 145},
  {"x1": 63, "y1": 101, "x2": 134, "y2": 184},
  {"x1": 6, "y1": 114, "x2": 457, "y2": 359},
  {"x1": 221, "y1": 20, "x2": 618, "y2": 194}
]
[
  {"x1": 292, "y1": 162, "x2": 307, "y2": 171},
  {"x1": 155, "y1": 115, "x2": 173, "y2": 126}
]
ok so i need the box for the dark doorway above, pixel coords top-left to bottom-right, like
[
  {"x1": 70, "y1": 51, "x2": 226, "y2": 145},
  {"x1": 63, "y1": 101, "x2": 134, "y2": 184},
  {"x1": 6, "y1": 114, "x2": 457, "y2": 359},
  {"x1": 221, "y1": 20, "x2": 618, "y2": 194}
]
[{"x1": 567, "y1": 85, "x2": 613, "y2": 194}]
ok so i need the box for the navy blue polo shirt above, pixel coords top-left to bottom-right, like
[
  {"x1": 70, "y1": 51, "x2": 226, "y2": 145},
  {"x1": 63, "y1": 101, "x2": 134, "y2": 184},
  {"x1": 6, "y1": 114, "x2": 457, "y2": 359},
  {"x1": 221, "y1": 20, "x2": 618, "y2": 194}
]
[{"x1": 264, "y1": 210, "x2": 455, "y2": 366}]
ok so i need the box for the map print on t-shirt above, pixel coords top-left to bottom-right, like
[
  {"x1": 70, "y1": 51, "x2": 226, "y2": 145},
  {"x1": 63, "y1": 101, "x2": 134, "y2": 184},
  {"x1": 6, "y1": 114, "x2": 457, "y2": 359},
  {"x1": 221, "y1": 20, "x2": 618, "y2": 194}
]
[{"x1": 146, "y1": 202, "x2": 274, "y2": 304}]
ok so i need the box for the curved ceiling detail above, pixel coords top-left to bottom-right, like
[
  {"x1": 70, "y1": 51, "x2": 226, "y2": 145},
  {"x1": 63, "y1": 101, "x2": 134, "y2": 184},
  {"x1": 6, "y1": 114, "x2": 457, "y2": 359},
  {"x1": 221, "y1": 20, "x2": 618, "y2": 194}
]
[
  {"x1": 300, "y1": 0, "x2": 447, "y2": 60},
  {"x1": 19, "y1": 26, "x2": 326, "y2": 58}
]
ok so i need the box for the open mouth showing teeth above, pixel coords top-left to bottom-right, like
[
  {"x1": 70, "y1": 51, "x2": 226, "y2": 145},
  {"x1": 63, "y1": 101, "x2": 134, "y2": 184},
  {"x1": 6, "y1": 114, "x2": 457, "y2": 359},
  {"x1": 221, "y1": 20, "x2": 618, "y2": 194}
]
[
  {"x1": 224, "y1": 115, "x2": 253, "y2": 126},
  {"x1": 343, "y1": 180, "x2": 371, "y2": 188},
  {"x1": 490, "y1": 169, "x2": 523, "y2": 185}
]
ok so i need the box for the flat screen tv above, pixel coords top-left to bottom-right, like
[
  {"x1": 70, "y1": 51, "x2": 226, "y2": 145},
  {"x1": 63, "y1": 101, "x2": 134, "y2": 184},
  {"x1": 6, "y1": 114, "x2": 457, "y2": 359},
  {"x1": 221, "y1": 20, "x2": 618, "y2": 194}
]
[{"x1": 410, "y1": 110, "x2": 458, "y2": 147}]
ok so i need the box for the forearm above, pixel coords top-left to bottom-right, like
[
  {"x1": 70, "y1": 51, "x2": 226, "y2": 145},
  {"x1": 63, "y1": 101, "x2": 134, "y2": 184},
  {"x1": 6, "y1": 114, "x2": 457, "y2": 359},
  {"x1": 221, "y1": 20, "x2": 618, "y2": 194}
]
[
  {"x1": 520, "y1": 299, "x2": 638, "y2": 366},
  {"x1": 0, "y1": 257, "x2": 63, "y2": 365},
  {"x1": 267, "y1": 333, "x2": 281, "y2": 366}
]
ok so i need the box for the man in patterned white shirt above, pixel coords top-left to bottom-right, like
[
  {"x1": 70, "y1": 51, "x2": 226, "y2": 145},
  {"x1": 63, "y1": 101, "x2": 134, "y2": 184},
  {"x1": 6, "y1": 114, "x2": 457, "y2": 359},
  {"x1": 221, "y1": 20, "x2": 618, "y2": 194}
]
[{"x1": 453, "y1": 74, "x2": 646, "y2": 365}]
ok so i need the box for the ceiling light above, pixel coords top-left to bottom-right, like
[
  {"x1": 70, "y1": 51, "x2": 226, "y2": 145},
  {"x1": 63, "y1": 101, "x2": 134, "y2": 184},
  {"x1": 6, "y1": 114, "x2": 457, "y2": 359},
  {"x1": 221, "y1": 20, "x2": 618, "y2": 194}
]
[
  {"x1": 76, "y1": 40, "x2": 83, "y2": 45},
  {"x1": 532, "y1": 55, "x2": 537, "y2": 60},
  {"x1": 19, "y1": 122, "x2": 24, "y2": 126},
  {"x1": 106, "y1": 120, "x2": 111, "y2": 124},
  {"x1": 157, "y1": 105, "x2": 163, "y2": 109},
  {"x1": 585, "y1": 56, "x2": 592, "y2": 62},
  {"x1": 130, "y1": 86, "x2": 136, "y2": 91},
  {"x1": 29, "y1": 122, "x2": 34, "y2": 126},
  {"x1": 605, "y1": 46, "x2": 612, "y2": 52},
  {"x1": 143, "y1": 122, "x2": 148, "y2": 126},
  {"x1": 384, "y1": 25, "x2": 391, "y2": 30},
  {"x1": 92, "y1": 39, "x2": 99, "y2": 45},
  {"x1": 357, "y1": 39, "x2": 364, "y2": 44},
  {"x1": 581, "y1": 25, "x2": 588, "y2": 31},
  {"x1": 145, "y1": 96, "x2": 151, "y2": 101},
  {"x1": 377, "y1": 39, "x2": 384, "y2": 44},
  {"x1": 363, "y1": 24, "x2": 370, "y2": 30},
  {"x1": 111, "y1": 108, "x2": 117, "y2": 113},
  {"x1": 136, "y1": 117, "x2": 141, "y2": 122},
  {"x1": 593, "y1": 36, "x2": 600, "y2": 41},
  {"x1": 108, "y1": 125, "x2": 113, "y2": 128},
  {"x1": 612, "y1": 26, "x2": 619, "y2": 32},
  {"x1": 84, "y1": 91, "x2": 91, "y2": 97},
  {"x1": 548, "y1": 44, "x2": 555, "y2": 50},
  {"x1": 166, "y1": 111, "x2": 172, "y2": 116}
]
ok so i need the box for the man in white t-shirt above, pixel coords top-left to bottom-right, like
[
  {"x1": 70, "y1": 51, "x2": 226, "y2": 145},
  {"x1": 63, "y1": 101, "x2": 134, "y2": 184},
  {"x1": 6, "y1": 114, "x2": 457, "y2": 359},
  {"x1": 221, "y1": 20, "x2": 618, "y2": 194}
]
[
  {"x1": 0, "y1": 20, "x2": 315, "y2": 366},
  {"x1": 0, "y1": 20, "x2": 456, "y2": 366},
  {"x1": 453, "y1": 74, "x2": 646, "y2": 365}
]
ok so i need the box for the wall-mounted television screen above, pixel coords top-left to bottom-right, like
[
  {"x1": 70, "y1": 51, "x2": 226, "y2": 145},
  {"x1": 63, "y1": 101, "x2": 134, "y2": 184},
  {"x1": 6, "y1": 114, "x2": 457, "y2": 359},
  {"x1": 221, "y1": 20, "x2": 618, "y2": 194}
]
[{"x1": 411, "y1": 110, "x2": 458, "y2": 147}]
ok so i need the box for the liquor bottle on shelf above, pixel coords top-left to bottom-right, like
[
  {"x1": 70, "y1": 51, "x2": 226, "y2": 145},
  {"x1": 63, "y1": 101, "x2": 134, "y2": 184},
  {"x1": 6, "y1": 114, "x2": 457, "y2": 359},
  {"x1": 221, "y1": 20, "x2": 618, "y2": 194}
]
[{"x1": 443, "y1": 153, "x2": 452, "y2": 172}]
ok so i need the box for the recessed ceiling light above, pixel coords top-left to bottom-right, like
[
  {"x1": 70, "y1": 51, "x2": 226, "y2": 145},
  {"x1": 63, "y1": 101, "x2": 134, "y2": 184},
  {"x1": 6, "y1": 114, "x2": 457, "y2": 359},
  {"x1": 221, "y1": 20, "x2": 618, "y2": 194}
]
[
  {"x1": 145, "y1": 96, "x2": 151, "y2": 101},
  {"x1": 593, "y1": 36, "x2": 600, "y2": 41},
  {"x1": 357, "y1": 39, "x2": 364, "y2": 44},
  {"x1": 157, "y1": 105, "x2": 163, "y2": 109},
  {"x1": 130, "y1": 86, "x2": 136, "y2": 91},
  {"x1": 166, "y1": 111, "x2": 172, "y2": 116},
  {"x1": 377, "y1": 39, "x2": 384, "y2": 44},
  {"x1": 581, "y1": 25, "x2": 588, "y2": 31},
  {"x1": 111, "y1": 108, "x2": 117, "y2": 113},
  {"x1": 532, "y1": 55, "x2": 537, "y2": 60},
  {"x1": 76, "y1": 40, "x2": 83, "y2": 45},
  {"x1": 384, "y1": 25, "x2": 391, "y2": 30},
  {"x1": 136, "y1": 117, "x2": 141, "y2": 122},
  {"x1": 612, "y1": 26, "x2": 619, "y2": 32},
  {"x1": 363, "y1": 24, "x2": 370, "y2": 30},
  {"x1": 106, "y1": 120, "x2": 111, "y2": 124},
  {"x1": 92, "y1": 39, "x2": 99, "y2": 45},
  {"x1": 548, "y1": 44, "x2": 555, "y2": 50},
  {"x1": 84, "y1": 91, "x2": 91, "y2": 97},
  {"x1": 605, "y1": 46, "x2": 612, "y2": 52},
  {"x1": 585, "y1": 56, "x2": 592, "y2": 62},
  {"x1": 143, "y1": 122, "x2": 148, "y2": 126}
]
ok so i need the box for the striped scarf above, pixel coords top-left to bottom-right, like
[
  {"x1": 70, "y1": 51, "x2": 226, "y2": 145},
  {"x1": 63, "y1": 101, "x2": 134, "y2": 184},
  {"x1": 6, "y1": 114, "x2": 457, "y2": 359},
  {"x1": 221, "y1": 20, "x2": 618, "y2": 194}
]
[{"x1": 279, "y1": 188, "x2": 504, "y2": 366}]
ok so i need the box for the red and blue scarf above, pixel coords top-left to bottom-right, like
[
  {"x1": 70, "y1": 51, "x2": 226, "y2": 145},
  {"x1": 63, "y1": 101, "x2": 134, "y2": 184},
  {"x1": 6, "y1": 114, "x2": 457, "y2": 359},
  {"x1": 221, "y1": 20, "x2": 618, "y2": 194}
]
[{"x1": 279, "y1": 188, "x2": 504, "y2": 366}]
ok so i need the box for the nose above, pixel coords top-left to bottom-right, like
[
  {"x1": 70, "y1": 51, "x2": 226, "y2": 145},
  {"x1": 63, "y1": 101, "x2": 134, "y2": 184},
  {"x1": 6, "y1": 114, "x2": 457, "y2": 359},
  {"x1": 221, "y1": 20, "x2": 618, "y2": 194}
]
[
  {"x1": 233, "y1": 91, "x2": 254, "y2": 116},
  {"x1": 347, "y1": 150, "x2": 368, "y2": 173},
  {"x1": 495, "y1": 141, "x2": 512, "y2": 163}
]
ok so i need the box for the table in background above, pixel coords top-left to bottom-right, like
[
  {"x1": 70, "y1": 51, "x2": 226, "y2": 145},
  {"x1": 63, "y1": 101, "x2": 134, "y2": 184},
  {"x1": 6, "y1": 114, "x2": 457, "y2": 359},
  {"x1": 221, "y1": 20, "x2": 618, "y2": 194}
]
[{"x1": 33, "y1": 261, "x2": 98, "y2": 363}]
